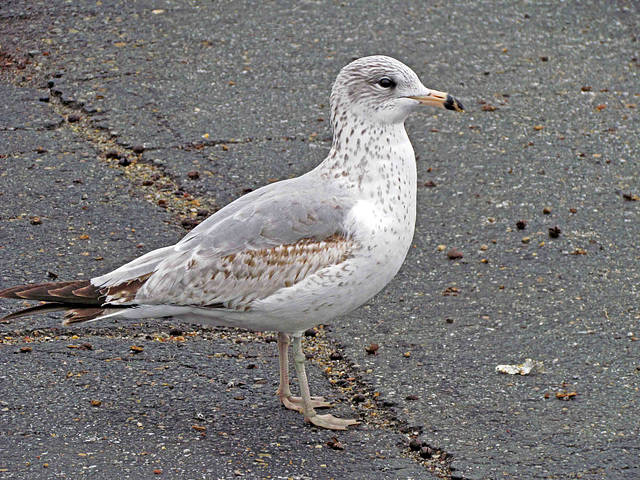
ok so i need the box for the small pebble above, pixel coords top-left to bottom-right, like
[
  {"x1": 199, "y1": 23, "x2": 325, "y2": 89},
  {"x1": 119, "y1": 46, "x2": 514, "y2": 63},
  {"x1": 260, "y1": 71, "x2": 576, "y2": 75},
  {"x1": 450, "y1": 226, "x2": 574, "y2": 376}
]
[
  {"x1": 420, "y1": 446, "x2": 433, "y2": 459},
  {"x1": 67, "y1": 114, "x2": 81, "y2": 123},
  {"x1": 549, "y1": 226, "x2": 561, "y2": 238},
  {"x1": 330, "y1": 352, "x2": 343, "y2": 361},
  {"x1": 169, "y1": 327, "x2": 183, "y2": 336},
  {"x1": 409, "y1": 438, "x2": 423, "y2": 451},
  {"x1": 187, "y1": 171, "x2": 200, "y2": 180},
  {"x1": 181, "y1": 218, "x2": 199, "y2": 229},
  {"x1": 365, "y1": 343, "x2": 379, "y2": 355},
  {"x1": 132, "y1": 145, "x2": 145, "y2": 154},
  {"x1": 118, "y1": 157, "x2": 131, "y2": 167},
  {"x1": 447, "y1": 248, "x2": 463, "y2": 260},
  {"x1": 516, "y1": 220, "x2": 527, "y2": 230},
  {"x1": 353, "y1": 393, "x2": 366, "y2": 403}
]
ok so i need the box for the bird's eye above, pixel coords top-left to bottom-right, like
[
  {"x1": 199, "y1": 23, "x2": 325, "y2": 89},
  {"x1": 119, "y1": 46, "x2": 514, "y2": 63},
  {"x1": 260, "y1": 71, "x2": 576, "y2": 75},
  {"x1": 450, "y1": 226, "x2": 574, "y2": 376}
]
[{"x1": 377, "y1": 77, "x2": 396, "y2": 88}]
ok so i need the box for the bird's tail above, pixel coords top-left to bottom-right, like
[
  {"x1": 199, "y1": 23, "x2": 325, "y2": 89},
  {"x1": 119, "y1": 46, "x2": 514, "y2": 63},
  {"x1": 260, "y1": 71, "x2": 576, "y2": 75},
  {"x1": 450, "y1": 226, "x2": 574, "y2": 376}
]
[{"x1": 0, "y1": 281, "x2": 125, "y2": 324}]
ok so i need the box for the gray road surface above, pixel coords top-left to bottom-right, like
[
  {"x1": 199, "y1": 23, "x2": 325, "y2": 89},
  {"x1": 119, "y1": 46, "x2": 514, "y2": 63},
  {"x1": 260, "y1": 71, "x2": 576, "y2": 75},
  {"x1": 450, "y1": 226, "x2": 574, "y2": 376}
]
[{"x1": 1, "y1": 1, "x2": 638, "y2": 479}]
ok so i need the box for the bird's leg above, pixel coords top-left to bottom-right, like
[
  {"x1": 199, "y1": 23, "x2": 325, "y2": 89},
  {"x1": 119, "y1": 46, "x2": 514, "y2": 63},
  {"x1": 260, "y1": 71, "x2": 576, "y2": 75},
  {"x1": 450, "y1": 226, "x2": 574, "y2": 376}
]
[
  {"x1": 276, "y1": 332, "x2": 331, "y2": 411},
  {"x1": 291, "y1": 334, "x2": 359, "y2": 430}
]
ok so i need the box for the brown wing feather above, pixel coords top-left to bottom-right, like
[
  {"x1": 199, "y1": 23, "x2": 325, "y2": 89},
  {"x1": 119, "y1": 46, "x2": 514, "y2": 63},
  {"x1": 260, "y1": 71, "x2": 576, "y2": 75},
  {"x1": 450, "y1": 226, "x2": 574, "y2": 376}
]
[
  {"x1": 135, "y1": 233, "x2": 357, "y2": 310},
  {"x1": 0, "y1": 281, "x2": 105, "y2": 305},
  {"x1": 0, "y1": 280, "x2": 126, "y2": 323}
]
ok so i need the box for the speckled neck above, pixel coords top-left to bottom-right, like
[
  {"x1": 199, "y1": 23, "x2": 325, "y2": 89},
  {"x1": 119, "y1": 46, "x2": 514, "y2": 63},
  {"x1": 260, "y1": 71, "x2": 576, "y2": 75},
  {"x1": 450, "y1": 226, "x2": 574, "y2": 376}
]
[{"x1": 315, "y1": 107, "x2": 417, "y2": 195}]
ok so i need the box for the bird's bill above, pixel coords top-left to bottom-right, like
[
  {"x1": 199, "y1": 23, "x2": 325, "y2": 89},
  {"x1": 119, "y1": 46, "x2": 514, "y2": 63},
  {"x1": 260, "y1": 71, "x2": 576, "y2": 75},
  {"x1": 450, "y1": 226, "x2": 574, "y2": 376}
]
[{"x1": 408, "y1": 90, "x2": 464, "y2": 112}]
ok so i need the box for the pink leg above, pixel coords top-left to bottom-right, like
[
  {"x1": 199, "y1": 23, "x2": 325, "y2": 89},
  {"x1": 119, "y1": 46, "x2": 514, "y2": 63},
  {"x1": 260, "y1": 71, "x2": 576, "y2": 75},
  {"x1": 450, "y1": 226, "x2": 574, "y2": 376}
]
[
  {"x1": 276, "y1": 332, "x2": 331, "y2": 411},
  {"x1": 291, "y1": 334, "x2": 359, "y2": 430}
]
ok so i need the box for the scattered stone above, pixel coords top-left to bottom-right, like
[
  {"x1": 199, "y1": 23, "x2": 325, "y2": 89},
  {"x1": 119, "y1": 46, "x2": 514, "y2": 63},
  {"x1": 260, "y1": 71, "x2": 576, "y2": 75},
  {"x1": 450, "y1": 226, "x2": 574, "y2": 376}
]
[
  {"x1": 106, "y1": 150, "x2": 122, "y2": 160},
  {"x1": 304, "y1": 328, "x2": 317, "y2": 337},
  {"x1": 82, "y1": 105, "x2": 98, "y2": 114},
  {"x1": 543, "y1": 207, "x2": 552, "y2": 214},
  {"x1": 406, "y1": 394, "x2": 419, "y2": 401},
  {"x1": 442, "y1": 286, "x2": 460, "y2": 296},
  {"x1": 326, "y1": 437, "x2": 344, "y2": 450},
  {"x1": 516, "y1": 220, "x2": 527, "y2": 230},
  {"x1": 419, "y1": 446, "x2": 433, "y2": 459},
  {"x1": 130, "y1": 345, "x2": 144, "y2": 353},
  {"x1": 118, "y1": 157, "x2": 131, "y2": 167},
  {"x1": 549, "y1": 226, "x2": 561, "y2": 238},
  {"x1": 169, "y1": 327, "x2": 183, "y2": 336},
  {"x1": 365, "y1": 343, "x2": 379, "y2": 355},
  {"x1": 90, "y1": 400, "x2": 102, "y2": 407},
  {"x1": 67, "y1": 114, "x2": 81, "y2": 123},
  {"x1": 132, "y1": 145, "x2": 145, "y2": 154},
  {"x1": 447, "y1": 248, "x2": 463, "y2": 260},
  {"x1": 30, "y1": 217, "x2": 42, "y2": 225},
  {"x1": 353, "y1": 393, "x2": 366, "y2": 403},
  {"x1": 329, "y1": 352, "x2": 343, "y2": 361},
  {"x1": 196, "y1": 209, "x2": 209, "y2": 217},
  {"x1": 409, "y1": 438, "x2": 423, "y2": 451},
  {"x1": 187, "y1": 171, "x2": 200, "y2": 180},
  {"x1": 19, "y1": 346, "x2": 32, "y2": 353},
  {"x1": 182, "y1": 218, "x2": 199, "y2": 229}
]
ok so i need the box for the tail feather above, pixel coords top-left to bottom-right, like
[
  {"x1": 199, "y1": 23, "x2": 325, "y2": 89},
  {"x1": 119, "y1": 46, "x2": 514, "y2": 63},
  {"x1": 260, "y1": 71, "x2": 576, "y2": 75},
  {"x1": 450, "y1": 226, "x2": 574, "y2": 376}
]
[
  {"x1": 0, "y1": 281, "x2": 105, "y2": 304},
  {"x1": 0, "y1": 280, "x2": 126, "y2": 324},
  {"x1": 1, "y1": 302, "x2": 70, "y2": 321}
]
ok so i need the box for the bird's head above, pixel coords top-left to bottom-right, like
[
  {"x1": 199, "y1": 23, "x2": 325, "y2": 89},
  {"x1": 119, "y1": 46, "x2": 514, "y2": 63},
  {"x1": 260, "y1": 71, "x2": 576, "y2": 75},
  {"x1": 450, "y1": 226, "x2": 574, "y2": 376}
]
[{"x1": 330, "y1": 55, "x2": 464, "y2": 126}]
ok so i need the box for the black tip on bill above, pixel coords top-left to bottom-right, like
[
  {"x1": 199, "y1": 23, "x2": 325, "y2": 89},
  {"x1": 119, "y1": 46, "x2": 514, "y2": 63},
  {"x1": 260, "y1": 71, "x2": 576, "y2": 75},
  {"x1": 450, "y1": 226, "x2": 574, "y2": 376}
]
[{"x1": 444, "y1": 94, "x2": 464, "y2": 112}]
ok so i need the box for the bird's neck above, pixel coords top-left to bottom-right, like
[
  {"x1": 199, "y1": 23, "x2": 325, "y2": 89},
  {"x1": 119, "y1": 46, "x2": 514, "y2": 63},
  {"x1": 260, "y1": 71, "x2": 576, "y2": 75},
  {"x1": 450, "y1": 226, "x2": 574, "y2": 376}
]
[{"x1": 315, "y1": 111, "x2": 417, "y2": 195}]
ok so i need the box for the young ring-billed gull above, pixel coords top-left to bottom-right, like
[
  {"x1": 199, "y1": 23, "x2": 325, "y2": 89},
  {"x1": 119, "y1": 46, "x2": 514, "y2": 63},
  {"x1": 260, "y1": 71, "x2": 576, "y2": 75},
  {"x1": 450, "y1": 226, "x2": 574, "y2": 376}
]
[{"x1": 1, "y1": 55, "x2": 464, "y2": 430}]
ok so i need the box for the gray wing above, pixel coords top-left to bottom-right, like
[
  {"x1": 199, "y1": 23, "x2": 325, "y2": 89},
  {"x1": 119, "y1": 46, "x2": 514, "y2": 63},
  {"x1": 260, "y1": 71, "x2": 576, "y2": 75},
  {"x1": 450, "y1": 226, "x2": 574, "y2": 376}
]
[
  {"x1": 175, "y1": 176, "x2": 349, "y2": 255},
  {"x1": 92, "y1": 176, "x2": 356, "y2": 307}
]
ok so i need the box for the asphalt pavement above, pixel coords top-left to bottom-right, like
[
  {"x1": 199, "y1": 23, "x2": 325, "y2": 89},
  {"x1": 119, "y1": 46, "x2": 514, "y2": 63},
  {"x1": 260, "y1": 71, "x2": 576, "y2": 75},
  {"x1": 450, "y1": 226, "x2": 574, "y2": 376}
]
[{"x1": 1, "y1": 1, "x2": 638, "y2": 479}]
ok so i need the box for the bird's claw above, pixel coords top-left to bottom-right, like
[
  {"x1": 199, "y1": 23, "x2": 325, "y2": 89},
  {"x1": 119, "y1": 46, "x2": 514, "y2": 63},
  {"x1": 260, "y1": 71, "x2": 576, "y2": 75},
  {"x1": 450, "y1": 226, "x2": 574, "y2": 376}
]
[
  {"x1": 280, "y1": 395, "x2": 332, "y2": 412},
  {"x1": 305, "y1": 413, "x2": 360, "y2": 431}
]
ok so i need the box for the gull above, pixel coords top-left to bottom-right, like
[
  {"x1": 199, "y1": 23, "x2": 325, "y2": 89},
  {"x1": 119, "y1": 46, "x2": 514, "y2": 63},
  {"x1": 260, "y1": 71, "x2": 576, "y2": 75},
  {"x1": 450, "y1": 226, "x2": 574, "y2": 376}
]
[{"x1": 0, "y1": 55, "x2": 463, "y2": 430}]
